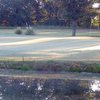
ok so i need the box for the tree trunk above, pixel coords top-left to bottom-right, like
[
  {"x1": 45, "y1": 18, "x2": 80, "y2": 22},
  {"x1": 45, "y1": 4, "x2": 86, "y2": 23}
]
[{"x1": 71, "y1": 21, "x2": 77, "y2": 36}]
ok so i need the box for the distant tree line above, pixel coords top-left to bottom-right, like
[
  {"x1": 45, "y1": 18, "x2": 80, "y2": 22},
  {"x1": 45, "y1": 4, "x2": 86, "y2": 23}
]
[{"x1": 0, "y1": 0, "x2": 98, "y2": 28}]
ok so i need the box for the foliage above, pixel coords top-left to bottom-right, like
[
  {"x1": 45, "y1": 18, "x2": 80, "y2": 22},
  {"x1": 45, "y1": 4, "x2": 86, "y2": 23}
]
[
  {"x1": 0, "y1": 0, "x2": 98, "y2": 28},
  {"x1": 15, "y1": 27, "x2": 23, "y2": 34},
  {"x1": 15, "y1": 62, "x2": 100, "y2": 73},
  {"x1": 25, "y1": 27, "x2": 35, "y2": 35},
  {"x1": 17, "y1": 65, "x2": 31, "y2": 71},
  {"x1": 0, "y1": 61, "x2": 100, "y2": 73}
]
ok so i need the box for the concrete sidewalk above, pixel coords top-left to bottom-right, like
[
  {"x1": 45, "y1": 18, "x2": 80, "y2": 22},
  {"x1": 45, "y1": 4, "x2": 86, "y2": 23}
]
[{"x1": 0, "y1": 69, "x2": 100, "y2": 80}]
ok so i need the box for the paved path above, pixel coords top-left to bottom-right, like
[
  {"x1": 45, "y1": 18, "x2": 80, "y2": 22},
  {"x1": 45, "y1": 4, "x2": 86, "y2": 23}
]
[
  {"x1": 0, "y1": 34, "x2": 100, "y2": 61},
  {"x1": 0, "y1": 69, "x2": 100, "y2": 80}
]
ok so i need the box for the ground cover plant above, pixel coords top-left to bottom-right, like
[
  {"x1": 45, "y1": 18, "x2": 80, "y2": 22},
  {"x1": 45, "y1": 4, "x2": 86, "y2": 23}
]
[{"x1": 0, "y1": 61, "x2": 100, "y2": 73}]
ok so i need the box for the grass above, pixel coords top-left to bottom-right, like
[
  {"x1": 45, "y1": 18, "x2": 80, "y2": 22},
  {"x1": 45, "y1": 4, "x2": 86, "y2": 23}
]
[
  {"x1": 17, "y1": 65, "x2": 31, "y2": 71},
  {"x1": 0, "y1": 27, "x2": 100, "y2": 37},
  {"x1": 69, "y1": 67, "x2": 82, "y2": 72},
  {"x1": 84, "y1": 64, "x2": 100, "y2": 73},
  {"x1": 0, "y1": 61, "x2": 100, "y2": 73},
  {"x1": 16, "y1": 62, "x2": 100, "y2": 73},
  {"x1": 17, "y1": 65, "x2": 100, "y2": 73},
  {"x1": 68, "y1": 64, "x2": 100, "y2": 73}
]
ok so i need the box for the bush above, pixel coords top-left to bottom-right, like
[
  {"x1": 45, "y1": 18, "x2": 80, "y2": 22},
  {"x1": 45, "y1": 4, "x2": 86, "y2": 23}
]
[
  {"x1": 85, "y1": 64, "x2": 100, "y2": 73},
  {"x1": 17, "y1": 65, "x2": 30, "y2": 71},
  {"x1": 15, "y1": 27, "x2": 23, "y2": 35},
  {"x1": 25, "y1": 27, "x2": 35, "y2": 35},
  {"x1": 69, "y1": 67, "x2": 82, "y2": 72}
]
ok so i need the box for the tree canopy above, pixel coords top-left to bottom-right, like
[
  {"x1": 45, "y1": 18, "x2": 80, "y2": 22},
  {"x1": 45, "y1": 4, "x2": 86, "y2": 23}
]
[{"x1": 0, "y1": 0, "x2": 99, "y2": 27}]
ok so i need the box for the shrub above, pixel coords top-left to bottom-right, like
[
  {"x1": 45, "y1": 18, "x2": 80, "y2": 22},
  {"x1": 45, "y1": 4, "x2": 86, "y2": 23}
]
[
  {"x1": 85, "y1": 64, "x2": 100, "y2": 73},
  {"x1": 69, "y1": 67, "x2": 82, "y2": 72},
  {"x1": 15, "y1": 27, "x2": 23, "y2": 35},
  {"x1": 25, "y1": 27, "x2": 35, "y2": 35},
  {"x1": 17, "y1": 65, "x2": 30, "y2": 71}
]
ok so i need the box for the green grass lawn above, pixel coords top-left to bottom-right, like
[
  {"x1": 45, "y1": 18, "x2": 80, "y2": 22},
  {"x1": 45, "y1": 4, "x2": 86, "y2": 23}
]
[{"x1": 0, "y1": 27, "x2": 100, "y2": 37}]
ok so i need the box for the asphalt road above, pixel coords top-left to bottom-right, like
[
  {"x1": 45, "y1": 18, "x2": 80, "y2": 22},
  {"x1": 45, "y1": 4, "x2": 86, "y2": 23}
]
[{"x1": 0, "y1": 34, "x2": 100, "y2": 61}]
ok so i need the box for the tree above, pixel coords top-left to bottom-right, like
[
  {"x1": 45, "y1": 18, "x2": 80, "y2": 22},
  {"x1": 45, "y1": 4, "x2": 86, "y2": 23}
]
[
  {"x1": 64, "y1": 0, "x2": 91, "y2": 36},
  {"x1": 0, "y1": 0, "x2": 94, "y2": 29},
  {"x1": 47, "y1": 0, "x2": 92, "y2": 35}
]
